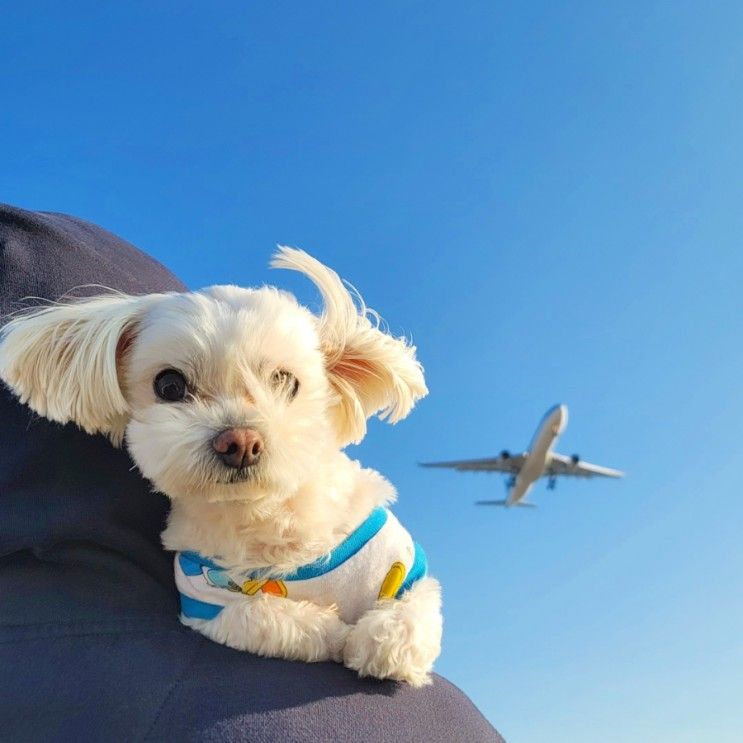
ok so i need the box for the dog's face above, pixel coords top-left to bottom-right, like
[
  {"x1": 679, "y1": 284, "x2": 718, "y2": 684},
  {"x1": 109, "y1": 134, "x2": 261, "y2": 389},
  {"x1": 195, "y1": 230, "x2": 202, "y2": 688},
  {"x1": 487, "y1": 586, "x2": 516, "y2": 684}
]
[
  {"x1": 125, "y1": 284, "x2": 332, "y2": 503},
  {"x1": 0, "y1": 249, "x2": 427, "y2": 507}
]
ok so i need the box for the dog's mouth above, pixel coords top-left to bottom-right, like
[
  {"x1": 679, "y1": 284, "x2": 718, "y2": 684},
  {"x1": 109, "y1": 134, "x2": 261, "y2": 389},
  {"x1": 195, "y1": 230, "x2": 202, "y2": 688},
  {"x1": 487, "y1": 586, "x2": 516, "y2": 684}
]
[{"x1": 216, "y1": 467, "x2": 258, "y2": 485}]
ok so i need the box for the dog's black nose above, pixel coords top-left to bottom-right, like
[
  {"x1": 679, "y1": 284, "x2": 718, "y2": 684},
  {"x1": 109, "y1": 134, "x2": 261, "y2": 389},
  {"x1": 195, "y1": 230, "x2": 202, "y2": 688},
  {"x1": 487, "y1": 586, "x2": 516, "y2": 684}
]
[{"x1": 212, "y1": 428, "x2": 264, "y2": 469}]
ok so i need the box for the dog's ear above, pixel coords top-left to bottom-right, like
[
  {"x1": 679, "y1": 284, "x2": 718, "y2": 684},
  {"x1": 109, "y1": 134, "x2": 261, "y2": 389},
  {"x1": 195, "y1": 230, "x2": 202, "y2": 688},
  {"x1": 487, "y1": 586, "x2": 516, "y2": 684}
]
[
  {"x1": 0, "y1": 292, "x2": 161, "y2": 445},
  {"x1": 272, "y1": 247, "x2": 428, "y2": 445}
]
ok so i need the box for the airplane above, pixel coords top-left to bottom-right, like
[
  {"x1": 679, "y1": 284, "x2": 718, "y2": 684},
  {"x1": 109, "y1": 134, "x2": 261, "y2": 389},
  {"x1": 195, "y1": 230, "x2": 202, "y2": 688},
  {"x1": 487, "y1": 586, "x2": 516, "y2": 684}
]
[{"x1": 420, "y1": 404, "x2": 623, "y2": 508}]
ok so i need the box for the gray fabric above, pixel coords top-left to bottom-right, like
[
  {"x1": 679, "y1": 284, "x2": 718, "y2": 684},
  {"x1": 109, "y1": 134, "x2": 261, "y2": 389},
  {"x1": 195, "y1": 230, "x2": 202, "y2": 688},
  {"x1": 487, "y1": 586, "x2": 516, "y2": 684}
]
[{"x1": 0, "y1": 203, "x2": 503, "y2": 742}]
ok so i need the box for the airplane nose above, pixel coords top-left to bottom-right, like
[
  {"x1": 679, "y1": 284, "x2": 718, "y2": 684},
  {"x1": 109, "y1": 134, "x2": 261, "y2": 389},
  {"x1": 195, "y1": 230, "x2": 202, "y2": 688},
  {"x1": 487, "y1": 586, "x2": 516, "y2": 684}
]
[{"x1": 551, "y1": 404, "x2": 568, "y2": 434}]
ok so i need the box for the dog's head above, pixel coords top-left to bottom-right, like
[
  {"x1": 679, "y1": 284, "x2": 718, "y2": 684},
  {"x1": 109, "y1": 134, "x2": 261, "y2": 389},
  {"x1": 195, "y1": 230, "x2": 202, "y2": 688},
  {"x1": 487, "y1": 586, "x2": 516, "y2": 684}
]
[{"x1": 0, "y1": 248, "x2": 427, "y2": 506}]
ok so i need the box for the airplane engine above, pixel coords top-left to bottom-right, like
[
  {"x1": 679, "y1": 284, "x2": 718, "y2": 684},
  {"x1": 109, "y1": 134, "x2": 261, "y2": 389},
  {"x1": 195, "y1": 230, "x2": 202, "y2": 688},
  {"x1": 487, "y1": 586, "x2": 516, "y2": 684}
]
[{"x1": 571, "y1": 454, "x2": 580, "y2": 464}]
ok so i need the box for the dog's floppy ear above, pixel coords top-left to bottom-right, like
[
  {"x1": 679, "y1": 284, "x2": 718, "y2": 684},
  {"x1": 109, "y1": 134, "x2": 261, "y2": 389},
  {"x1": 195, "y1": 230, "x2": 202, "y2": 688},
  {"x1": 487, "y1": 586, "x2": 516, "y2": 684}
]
[
  {"x1": 0, "y1": 292, "x2": 161, "y2": 445},
  {"x1": 272, "y1": 247, "x2": 428, "y2": 445}
]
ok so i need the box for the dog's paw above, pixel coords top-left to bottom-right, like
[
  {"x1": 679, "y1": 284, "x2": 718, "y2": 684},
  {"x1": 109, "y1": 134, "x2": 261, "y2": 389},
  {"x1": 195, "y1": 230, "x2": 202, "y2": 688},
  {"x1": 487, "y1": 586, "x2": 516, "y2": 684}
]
[
  {"x1": 274, "y1": 598, "x2": 351, "y2": 663},
  {"x1": 185, "y1": 595, "x2": 351, "y2": 664},
  {"x1": 343, "y1": 577, "x2": 442, "y2": 687}
]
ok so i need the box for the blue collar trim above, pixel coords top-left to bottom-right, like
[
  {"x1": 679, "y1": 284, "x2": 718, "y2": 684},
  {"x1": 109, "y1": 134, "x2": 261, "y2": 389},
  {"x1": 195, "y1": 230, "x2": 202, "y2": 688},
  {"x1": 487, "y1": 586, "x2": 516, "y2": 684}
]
[
  {"x1": 284, "y1": 506, "x2": 387, "y2": 580},
  {"x1": 180, "y1": 506, "x2": 389, "y2": 582},
  {"x1": 180, "y1": 551, "x2": 223, "y2": 573}
]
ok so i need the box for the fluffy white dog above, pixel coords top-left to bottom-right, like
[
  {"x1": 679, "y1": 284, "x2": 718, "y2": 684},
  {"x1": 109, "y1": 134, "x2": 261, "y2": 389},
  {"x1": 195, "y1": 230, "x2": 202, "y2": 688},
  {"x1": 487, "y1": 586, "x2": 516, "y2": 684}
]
[{"x1": 0, "y1": 248, "x2": 442, "y2": 686}]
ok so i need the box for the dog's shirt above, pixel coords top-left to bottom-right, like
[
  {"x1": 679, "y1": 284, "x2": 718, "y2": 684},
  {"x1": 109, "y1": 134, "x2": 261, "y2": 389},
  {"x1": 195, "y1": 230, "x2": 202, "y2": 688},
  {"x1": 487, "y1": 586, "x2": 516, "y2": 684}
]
[{"x1": 175, "y1": 507, "x2": 427, "y2": 624}]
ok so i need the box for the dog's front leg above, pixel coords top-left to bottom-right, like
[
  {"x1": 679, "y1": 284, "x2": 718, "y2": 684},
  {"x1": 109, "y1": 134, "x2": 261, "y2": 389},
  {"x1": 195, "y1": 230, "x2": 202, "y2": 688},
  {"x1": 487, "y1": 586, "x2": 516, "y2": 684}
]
[
  {"x1": 343, "y1": 576, "x2": 443, "y2": 686},
  {"x1": 183, "y1": 595, "x2": 350, "y2": 663}
]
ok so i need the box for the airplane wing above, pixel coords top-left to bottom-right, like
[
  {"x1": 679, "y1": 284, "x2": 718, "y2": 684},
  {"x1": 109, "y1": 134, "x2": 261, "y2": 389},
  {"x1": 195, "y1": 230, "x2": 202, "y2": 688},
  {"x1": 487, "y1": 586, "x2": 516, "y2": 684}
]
[
  {"x1": 420, "y1": 453, "x2": 526, "y2": 474},
  {"x1": 548, "y1": 453, "x2": 624, "y2": 479}
]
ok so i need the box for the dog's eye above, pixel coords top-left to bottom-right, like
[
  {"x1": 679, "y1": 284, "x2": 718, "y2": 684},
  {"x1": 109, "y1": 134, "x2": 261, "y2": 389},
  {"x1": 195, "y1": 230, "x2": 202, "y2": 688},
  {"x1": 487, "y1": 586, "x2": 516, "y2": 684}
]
[
  {"x1": 270, "y1": 369, "x2": 300, "y2": 400},
  {"x1": 154, "y1": 369, "x2": 188, "y2": 402}
]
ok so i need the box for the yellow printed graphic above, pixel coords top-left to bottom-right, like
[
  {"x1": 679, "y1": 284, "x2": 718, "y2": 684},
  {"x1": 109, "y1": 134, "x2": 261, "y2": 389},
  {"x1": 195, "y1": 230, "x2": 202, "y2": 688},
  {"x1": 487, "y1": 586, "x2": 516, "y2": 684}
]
[
  {"x1": 241, "y1": 579, "x2": 288, "y2": 597},
  {"x1": 378, "y1": 561, "x2": 407, "y2": 599}
]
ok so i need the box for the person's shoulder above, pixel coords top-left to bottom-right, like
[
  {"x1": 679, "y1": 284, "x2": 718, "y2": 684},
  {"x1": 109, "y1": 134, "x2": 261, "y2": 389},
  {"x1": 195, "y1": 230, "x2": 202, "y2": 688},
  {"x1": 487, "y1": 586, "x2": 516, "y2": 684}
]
[{"x1": 148, "y1": 637, "x2": 504, "y2": 743}]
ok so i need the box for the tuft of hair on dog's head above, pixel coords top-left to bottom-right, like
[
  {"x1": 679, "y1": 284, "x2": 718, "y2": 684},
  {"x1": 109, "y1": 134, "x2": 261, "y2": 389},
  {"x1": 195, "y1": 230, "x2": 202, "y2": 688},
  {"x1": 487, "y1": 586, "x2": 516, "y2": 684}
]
[
  {"x1": 271, "y1": 247, "x2": 428, "y2": 446},
  {"x1": 0, "y1": 292, "x2": 166, "y2": 446}
]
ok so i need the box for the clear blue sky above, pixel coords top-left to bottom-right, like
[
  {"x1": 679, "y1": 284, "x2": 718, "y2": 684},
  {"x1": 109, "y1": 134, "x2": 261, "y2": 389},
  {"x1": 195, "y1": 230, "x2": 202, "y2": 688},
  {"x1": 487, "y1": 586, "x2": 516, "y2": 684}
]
[{"x1": 3, "y1": 3, "x2": 742, "y2": 740}]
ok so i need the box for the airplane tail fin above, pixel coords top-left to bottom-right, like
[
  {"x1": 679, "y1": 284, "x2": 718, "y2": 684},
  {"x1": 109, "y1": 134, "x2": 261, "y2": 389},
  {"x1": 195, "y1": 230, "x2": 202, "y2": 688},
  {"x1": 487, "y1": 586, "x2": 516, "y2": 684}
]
[{"x1": 475, "y1": 499, "x2": 536, "y2": 508}]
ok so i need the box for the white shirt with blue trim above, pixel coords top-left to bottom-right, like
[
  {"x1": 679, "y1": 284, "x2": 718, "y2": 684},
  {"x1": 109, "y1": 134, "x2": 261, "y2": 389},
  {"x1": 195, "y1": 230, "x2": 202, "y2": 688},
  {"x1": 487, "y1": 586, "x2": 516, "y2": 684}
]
[{"x1": 174, "y1": 507, "x2": 427, "y2": 624}]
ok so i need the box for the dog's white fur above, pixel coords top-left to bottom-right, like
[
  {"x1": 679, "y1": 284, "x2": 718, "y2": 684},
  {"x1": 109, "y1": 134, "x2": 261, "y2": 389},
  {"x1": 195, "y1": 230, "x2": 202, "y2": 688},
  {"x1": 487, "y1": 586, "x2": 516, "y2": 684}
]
[{"x1": 0, "y1": 248, "x2": 442, "y2": 685}]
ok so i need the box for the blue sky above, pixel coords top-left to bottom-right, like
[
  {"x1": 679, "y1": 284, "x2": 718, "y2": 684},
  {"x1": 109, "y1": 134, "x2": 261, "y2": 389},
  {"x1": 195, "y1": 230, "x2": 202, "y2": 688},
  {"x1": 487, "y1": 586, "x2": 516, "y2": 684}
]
[{"x1": 3, "y1": 3, "x2": 742, "y2": 740}]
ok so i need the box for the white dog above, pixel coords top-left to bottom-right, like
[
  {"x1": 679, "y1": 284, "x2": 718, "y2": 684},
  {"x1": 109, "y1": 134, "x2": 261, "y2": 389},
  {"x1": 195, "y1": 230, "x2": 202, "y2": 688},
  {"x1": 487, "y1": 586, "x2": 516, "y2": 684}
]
[{"x1": 0, "y1": 248, "x2": 442, "y2": 686}]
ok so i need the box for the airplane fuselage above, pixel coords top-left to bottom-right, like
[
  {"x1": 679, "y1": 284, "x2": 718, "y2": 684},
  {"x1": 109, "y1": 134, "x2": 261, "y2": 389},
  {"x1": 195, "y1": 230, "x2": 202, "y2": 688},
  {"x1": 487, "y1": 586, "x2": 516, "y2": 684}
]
[
  {"x1": 421, "y1": 402, "x2": 623, "y2": 506},
  {"x1": 506, "y1": 404, "x2": 568, "y2": 506}
]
